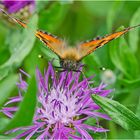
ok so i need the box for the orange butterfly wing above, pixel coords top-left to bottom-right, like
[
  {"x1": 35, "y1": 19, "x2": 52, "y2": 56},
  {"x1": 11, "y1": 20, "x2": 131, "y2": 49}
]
[
  {"x1": 0, "y1": 8, "x2": 27, "y2": 28},
  {"x1": 1, "y1": 8, "x2": 140, "y2": 61},
  {"x1": 78, "y1": 25, "x2": 140, "y2": 60},
  {"x1": 35, "y1": 30, "x2": 65, "y2": 57},
  {"x1": 0, "y1": 8, "x2": 64, "y2": 57}
]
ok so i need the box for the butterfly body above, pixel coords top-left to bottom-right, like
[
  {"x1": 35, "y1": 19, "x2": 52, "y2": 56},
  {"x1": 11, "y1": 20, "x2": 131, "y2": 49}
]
[
  {"x1": 60, "y1": 47, "x2": 80, "y2": 60},
  {"x1": 54, "y1": 47, "x2": 81, "y2": 71},
  {"x1": 0, "y1": 8, "x2": 140, "y2": 71},
  {"x1": 60, "y1": 58, "x2": 81, "y2": 71}
]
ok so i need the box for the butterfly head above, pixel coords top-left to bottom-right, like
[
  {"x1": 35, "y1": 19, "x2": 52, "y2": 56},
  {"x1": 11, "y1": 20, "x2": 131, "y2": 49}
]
[
  {"x1": 57, "y1": 47, "x2": 81, "y2": 71},
  {"x1": 60, "y1": 59, "x2": 81, "y2": 71}
]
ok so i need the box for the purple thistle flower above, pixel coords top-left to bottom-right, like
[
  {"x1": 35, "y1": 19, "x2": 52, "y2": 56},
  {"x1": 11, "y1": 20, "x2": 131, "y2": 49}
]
[
  {"x1": 1, "y1": 63, "x2": 112, "y2": 139},
  {"x1": 0, "y1": 0, "x2": 35, "y2": 21},
  {"x1": 1, "y1": 0, "x2": 35, "y2": 14}
]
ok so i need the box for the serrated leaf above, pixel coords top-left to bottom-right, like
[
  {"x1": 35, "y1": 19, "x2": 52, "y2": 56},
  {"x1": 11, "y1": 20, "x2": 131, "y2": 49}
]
[
  {"x1": 0, "y1": 76, "x2": 37, "y2": 133},
  {"x1": 0, "y1": 14, "x2": 38, "y2": 80},
  {"x1": 0, "y1": 74, "x2": 18, "y2": 108},
  {"x1": 129, "y1": 7, "x2": 140, "y2": 52},
  {"x1": 92, "y1": 94, "x2": 140, "y2": 130}
]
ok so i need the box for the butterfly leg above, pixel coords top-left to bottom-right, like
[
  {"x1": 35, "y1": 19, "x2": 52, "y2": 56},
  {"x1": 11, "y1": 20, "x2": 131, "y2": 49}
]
[
  {"x1": 54, "y1": 66, "x2": 63, "y2": 69},
  {"x1": 57, "y1": 69, "x2": 66, "y2": 73},
  {"x1": 73, "y1": 70, "x2": 82, "y2": 73}
]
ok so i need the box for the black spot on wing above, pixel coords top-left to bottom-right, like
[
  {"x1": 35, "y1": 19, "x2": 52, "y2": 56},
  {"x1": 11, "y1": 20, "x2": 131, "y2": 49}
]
[
  {"x1": 81, "y1": 35, "x2": 102, "y2": 44},
  {"x1": 37, "y1": 30, "x2": 60, "y2": 40},
  {"x1": 92, "y1": 37, "x2": 116, "y2": 51}
]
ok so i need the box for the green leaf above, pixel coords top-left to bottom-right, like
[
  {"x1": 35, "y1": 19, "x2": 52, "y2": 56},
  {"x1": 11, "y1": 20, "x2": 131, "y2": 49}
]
[
  {"x1": 0, "y1": 118, "x2": 10, "y2": 131},
  {"x1": 40, "y1": 46, "x2": 59, "y2": 67},
  {"x1": 118, "y1": 77, "x2": 140, "y2": 89},
  {"x1": 82, "y1": 1, "x2": 113, "y2": 17},
  {"x1": 0, "y1": 135, "x2": 11, "y2": 139},
  {"x1": 119, "y1": 38, "x2": 139, "y2": 78},
  {"x1": 36, "y1": 1, "x2": 49, "y2": 13},
  {"x1": 109, "y1": 27, "x2": 139, "y2": 79},
  {"x1": 83, "y1": 54, "x2": 101, "y2": 77},
  {"x1": 107, "y1": 1, "x2": 124, "y2": 32},
  {"x1": 0, "y1": 14, "x2": 38, "y2": 80},
  {"x1": 129, "y1": 7, "x2": 140, "y2": 52},
  {"x1": 39, "y1": 2, "x2": 70, "y2": 31},
  {"x1": 0, "y1": 76, "x2": 37, "y2": 133},
  {"x1": 0, "y1": 74, "x2": 18, "y2": 108},
  {"x1": 92, "y1": 94, "x2": 140, "y2": 130},
  {"x1": 135, "y1": 97, "x2": 140, "y2": 138},
  {"x1": 109, "y1": 36, "x2": 128, "y2": 77}
]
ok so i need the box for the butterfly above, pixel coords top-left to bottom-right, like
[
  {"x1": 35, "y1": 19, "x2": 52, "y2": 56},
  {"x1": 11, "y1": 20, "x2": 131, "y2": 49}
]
[{"x1": 0, "y1": 8, "x2": 140, "y2": 71}]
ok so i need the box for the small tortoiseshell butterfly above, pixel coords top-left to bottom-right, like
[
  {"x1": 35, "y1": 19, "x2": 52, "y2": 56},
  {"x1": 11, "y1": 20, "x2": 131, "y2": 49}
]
[{"x1": 0, "y1": 8, "x2": 140, "y2": 71}]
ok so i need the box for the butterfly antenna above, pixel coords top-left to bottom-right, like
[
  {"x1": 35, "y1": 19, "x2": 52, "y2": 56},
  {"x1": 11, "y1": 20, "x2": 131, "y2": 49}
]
[
  {"x1": 0, "y1": 8, "x2": 27, "y2": 28},
  {"x1": 127, "y1": 24, "x2": 140, "y2": 31},
  {"x1": 121, "y1": 24, "x2": 140, "y2": 35}
]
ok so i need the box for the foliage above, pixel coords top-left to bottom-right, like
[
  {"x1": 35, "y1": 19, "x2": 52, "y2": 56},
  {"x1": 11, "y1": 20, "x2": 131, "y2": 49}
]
[{"x1": 0, "y1": 1, "x2": 140, "y2": 139}]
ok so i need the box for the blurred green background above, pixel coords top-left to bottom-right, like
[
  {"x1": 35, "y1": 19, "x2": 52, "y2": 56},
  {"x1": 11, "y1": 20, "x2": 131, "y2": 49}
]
[{"x1": 0, "y1": 1, "x2": 140, "y2": 139}]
